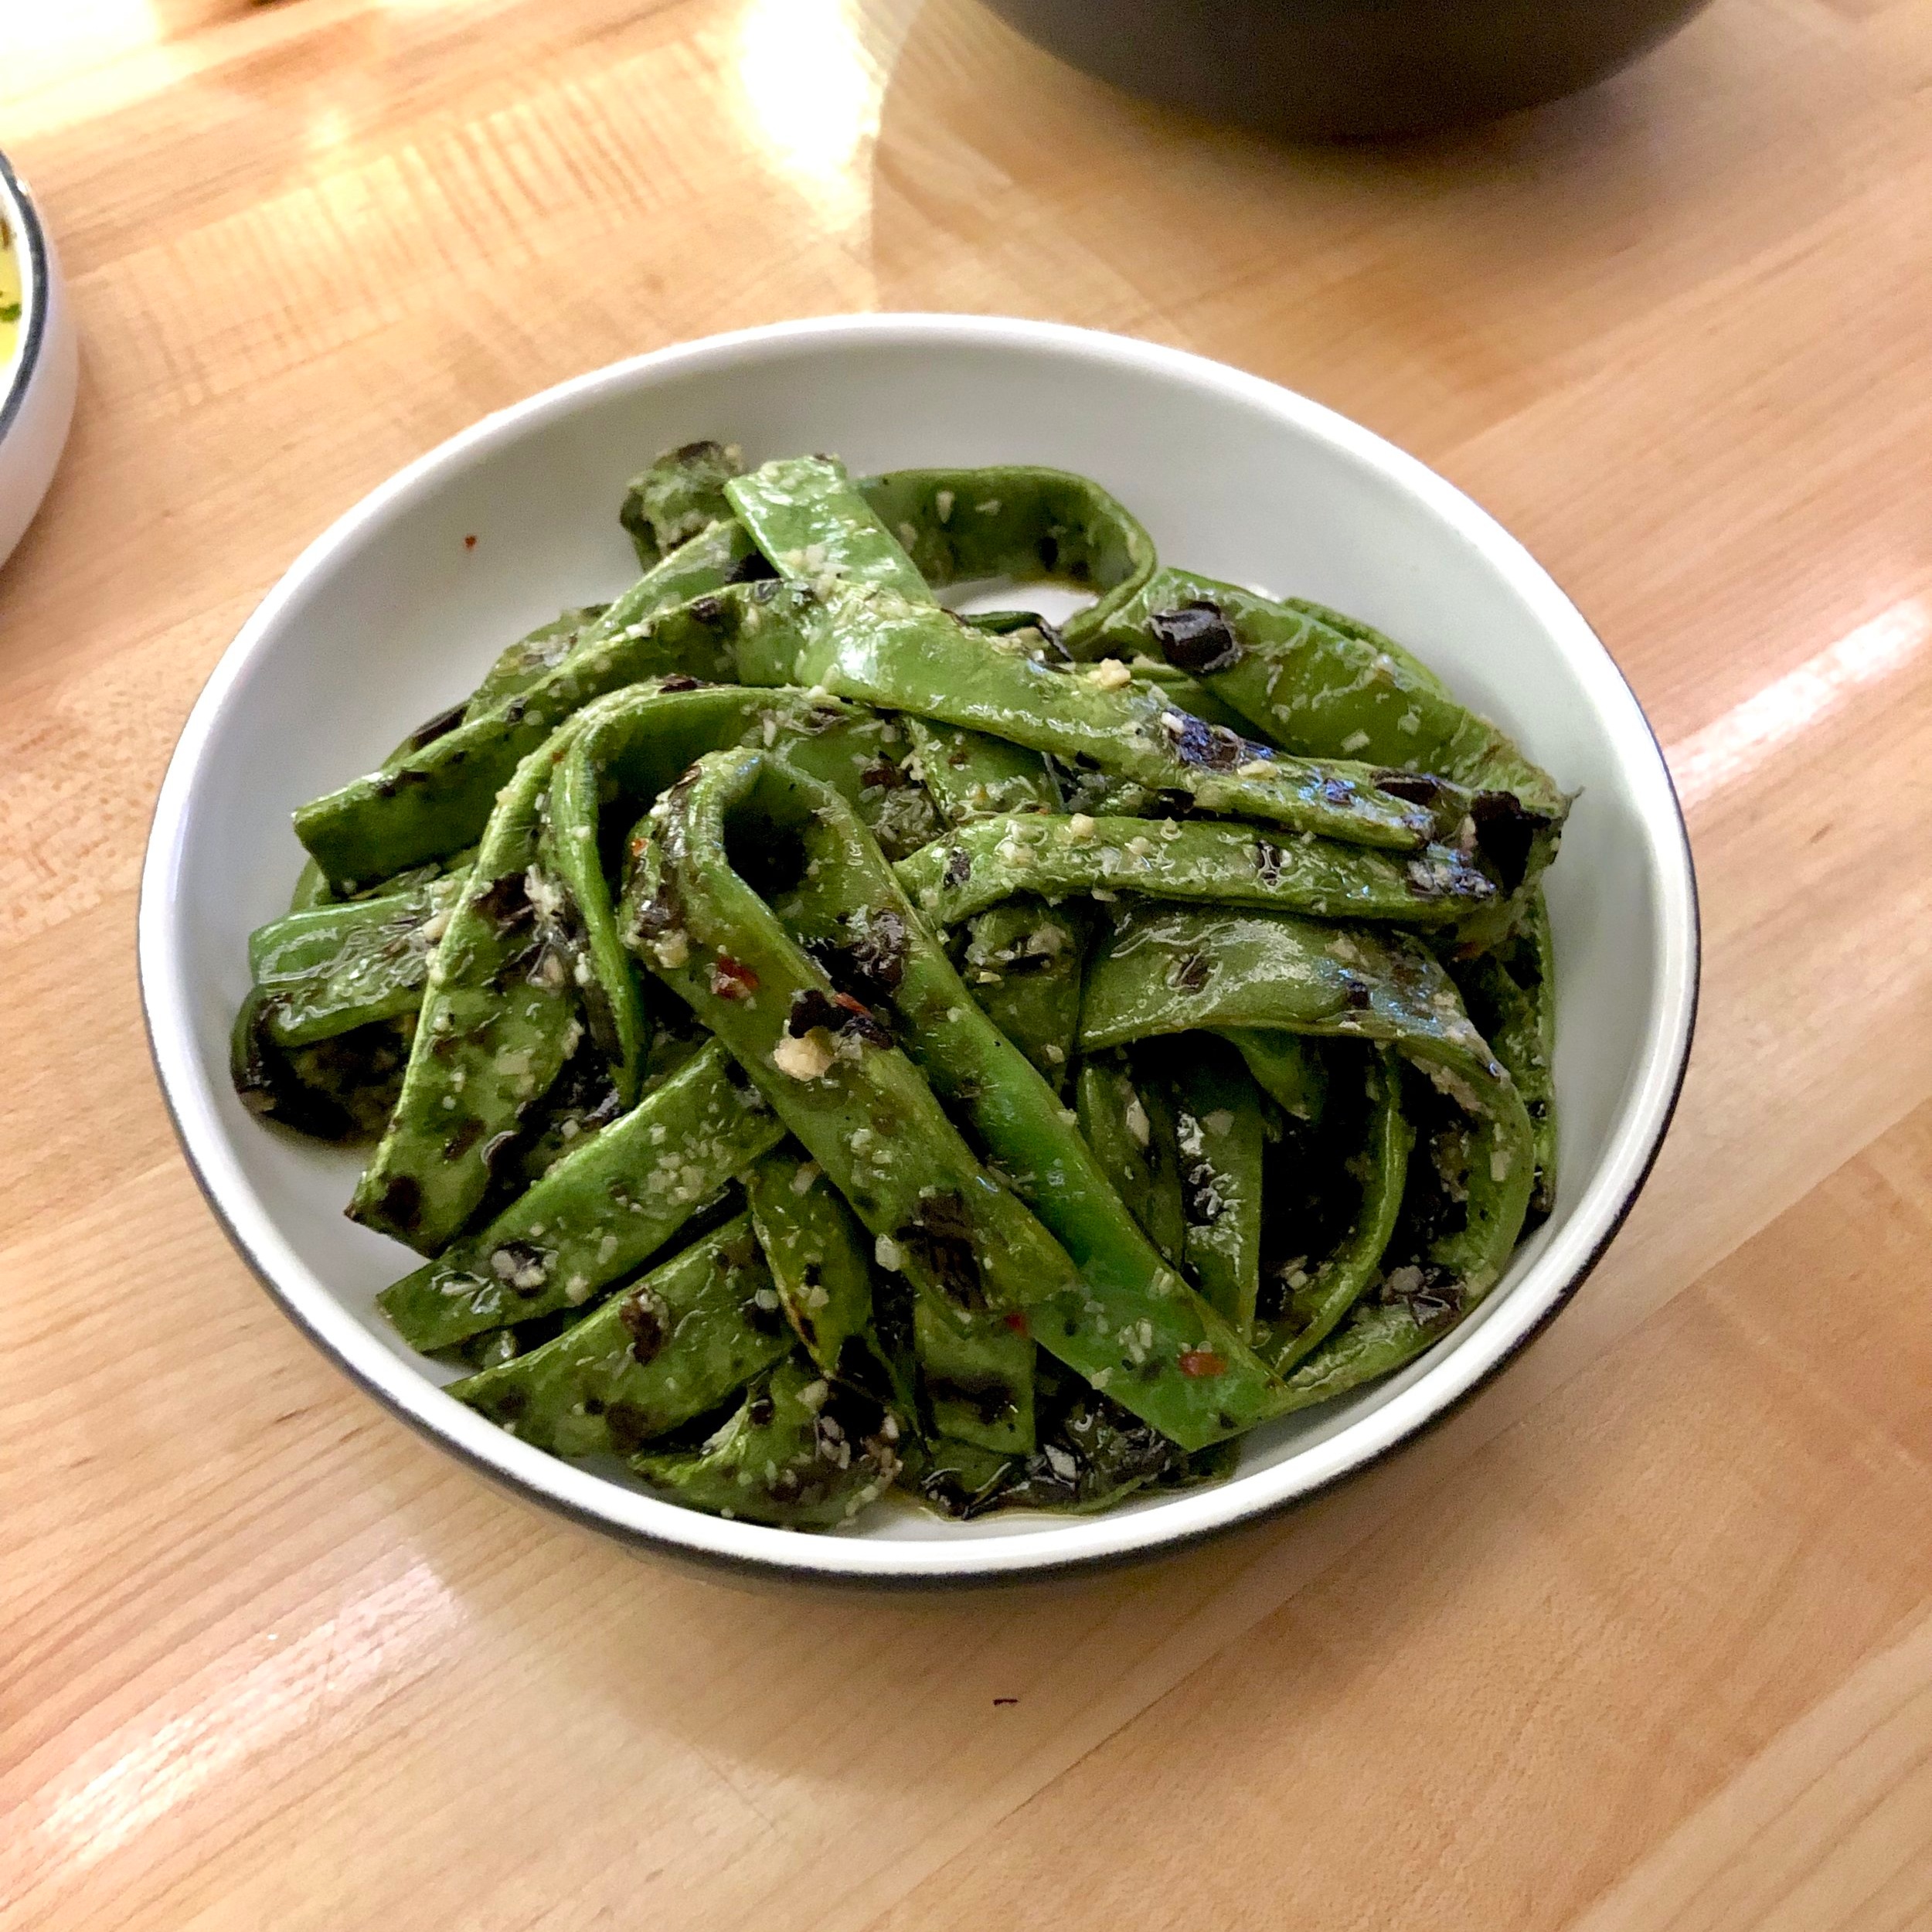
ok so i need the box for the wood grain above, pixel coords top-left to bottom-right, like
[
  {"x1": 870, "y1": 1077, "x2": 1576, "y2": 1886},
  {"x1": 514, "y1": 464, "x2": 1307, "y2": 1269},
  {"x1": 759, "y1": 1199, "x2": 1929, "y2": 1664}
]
[{"x1": 4, "y1": 0, "x2": 1930, "y2": 1925}]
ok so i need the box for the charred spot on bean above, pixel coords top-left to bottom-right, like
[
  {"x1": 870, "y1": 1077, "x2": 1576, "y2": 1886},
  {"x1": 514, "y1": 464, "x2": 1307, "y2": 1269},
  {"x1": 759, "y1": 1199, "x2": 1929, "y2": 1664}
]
[
  {"x1": 1170, "y1": 951, "x2": 1212, "y2": 994},
  {"x1": 722, "y1": 548, "x2": 781, "y2": 585},
  {"x1": 902, "y1": 1191, "x2": 982, "y2": 1308},
  {"x1": 620, "y1": 1290, "x2": 668, "y2": 1365},
  {"x1": 1373, "y1": 770, "x2": 1442, "y2": 807},
  {"x1": 742, "y1": 1292, "x2": 785, "y2": 1338},
  {"x1": 604, "y1": 1401, "x2": 653, "y2": 1455},
  {"x1": 488, "y1": 1383, "x2": 529, "y2": 1422},
  {"x1": 1253, "y1": 840, "x2": 1286, "y2": 886},
  {"x1": 501, "y1": 696, "x2": 529, "y2": 726},
  {"x1": 1150, "y1": 599, "x2": 1243, "y2": 674},
  {"x1": 688, "y1": 594, "x2": 726, "y2": 626},
  {"x1": 1470, "y1": 791, "x2": 1552, "y2": 894},
  {"x1": 1341, "y1": 975, "x2": 1372, "y2": 1010},
  {"x1": 746, "y1": 1390, "x2": 777, "y2": 1427},
  {"x1": 1036, "y1": 532, "x2": 1060, "y2": 572},
  {"x1": 807, "y1": 907, "x2": 908, "y2": 1004},
  {"x1": 471, "y1": 872, "x2": 534, "y2": 932},
  {"x1": 926, "y1": 1372, "x2": 1017, "y2": 1425},
  {"x1": 400, "y1": 702, "x2": 467, "y2": 753},
  {"x1": 1319, "y1": 777, "x2": 1357, "y2": 810},
  {"x1": 787, "y1": 988, "x2": 840, "y2": 1036},
  {"x1": 657, "y1": 672, "x2": 702, "y2": 693},
  {"x1": 943, "y1": 845, "x2": 972, "y2": 889},
  {"x1": 832, "y1": 992, "x2": 891, "y2": 1046},
  {"x1": 376, "y1": 1175, "x2": 422, "y2": 1231},
  {"x1": 1162, "y1": 709, "x2": 1249, "y2": 772},
  {"x1": 859, "y1": 758, "x2": 904, "y2": 791},
  {"x1": 481, "y1": 1130, "x2": 523, "y2": 1182},
  {"x1": 369, "y1": 766, "x2": 434, "y2": 798},
  {"x1": 443, "y1": 1117, "x2": 485, "y2": 1162}
]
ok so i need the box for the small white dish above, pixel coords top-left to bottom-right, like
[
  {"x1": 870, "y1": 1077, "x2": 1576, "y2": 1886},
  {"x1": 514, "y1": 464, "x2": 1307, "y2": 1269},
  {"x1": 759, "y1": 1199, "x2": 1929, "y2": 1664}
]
[
  {"x1": 0, "y1": 152, "x2": 77, "y2": 570},
  {"x1": 140, "y1": 315, "x2": 1697, "y2": 1586}
]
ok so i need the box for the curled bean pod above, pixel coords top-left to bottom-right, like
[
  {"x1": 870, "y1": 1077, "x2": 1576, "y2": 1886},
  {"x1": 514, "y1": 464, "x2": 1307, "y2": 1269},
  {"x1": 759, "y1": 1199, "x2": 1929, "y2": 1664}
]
[
  {"x1": 621, "y1": 747, "x2": 1079, "y2": 1320},
  {"x1": 747, "y1": 1145, "x2": 890, "y2": 1389},
  {"x1": 349, "y1": 731, "x2": 586, "y2": 1253},
  {"x1": 853, "y1": 465, "x2": 1156, "y2": 652},
  {"x1": 1074, "y1": 1053, "x2": 1187, "y2": 1268},
  {"x1": 1166, "y1": 1039, "x2": 1269, "y2": 1338},
  {"x1": 1259, "y1": 1050, "x2": 1411, "y2": 1374},
  {"x1": 728, "y1": 454, "x2": 934, "y2": 604}
]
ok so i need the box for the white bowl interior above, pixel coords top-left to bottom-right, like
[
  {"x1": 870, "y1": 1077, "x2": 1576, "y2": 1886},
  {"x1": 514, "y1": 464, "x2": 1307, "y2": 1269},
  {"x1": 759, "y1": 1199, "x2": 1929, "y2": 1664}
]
[{"x1": 143, "y1": 317, "x2": 1694, "y2": 1580}]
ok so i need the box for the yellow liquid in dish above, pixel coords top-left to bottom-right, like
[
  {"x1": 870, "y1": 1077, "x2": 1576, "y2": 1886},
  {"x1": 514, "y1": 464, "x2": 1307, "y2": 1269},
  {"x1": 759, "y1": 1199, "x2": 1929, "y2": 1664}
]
[{"x1": 0, "y1": 213, "x2": 21, "y2": 368}]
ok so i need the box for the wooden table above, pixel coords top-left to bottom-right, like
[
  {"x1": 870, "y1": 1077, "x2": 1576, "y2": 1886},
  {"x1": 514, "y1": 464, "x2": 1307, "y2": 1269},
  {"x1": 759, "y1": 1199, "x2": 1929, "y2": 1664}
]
[{"x1": 7, "y1": 0, "x2": 1932, "y2": 1923}]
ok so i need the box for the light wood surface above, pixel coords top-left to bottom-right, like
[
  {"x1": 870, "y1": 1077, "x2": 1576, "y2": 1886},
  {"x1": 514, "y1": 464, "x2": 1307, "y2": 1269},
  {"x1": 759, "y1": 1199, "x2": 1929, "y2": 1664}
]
[{"x1": 5, "y1": 0, "x2": 1931, "y2": 1924}]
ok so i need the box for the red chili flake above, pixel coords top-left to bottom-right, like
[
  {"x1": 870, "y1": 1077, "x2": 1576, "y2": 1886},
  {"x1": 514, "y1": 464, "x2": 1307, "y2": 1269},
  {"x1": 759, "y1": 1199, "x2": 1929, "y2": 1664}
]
[
  {"x1": 711, "y1": 955, "x2": 759, "y2": 1000},
  {"x1": 1002, "y1": 1310, "x2": 1029, "y2": 1335},
  {"x1": 1178, "y1": 1349, "x2": 1226, "y2": 1378},
  {"x1": 463, "y1": 534, "x2": 478, "y2": 550}
]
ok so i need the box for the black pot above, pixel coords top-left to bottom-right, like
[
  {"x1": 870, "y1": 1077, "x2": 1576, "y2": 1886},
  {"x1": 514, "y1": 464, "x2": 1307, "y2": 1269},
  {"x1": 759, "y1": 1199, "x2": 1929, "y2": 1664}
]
[{"x1": 976, "y1": 0, "x2": 1716, "y2": 140}]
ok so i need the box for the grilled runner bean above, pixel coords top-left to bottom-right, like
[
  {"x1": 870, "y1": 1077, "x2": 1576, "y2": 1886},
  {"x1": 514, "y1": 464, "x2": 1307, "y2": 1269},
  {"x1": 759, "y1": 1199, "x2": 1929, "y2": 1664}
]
[{"x1": 447, "y1": 1213, "x2": 788, "y2": 1455}]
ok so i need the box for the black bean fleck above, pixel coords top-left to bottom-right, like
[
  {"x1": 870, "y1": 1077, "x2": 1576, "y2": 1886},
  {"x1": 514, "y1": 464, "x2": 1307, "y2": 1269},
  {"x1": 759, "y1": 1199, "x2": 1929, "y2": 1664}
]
[
  {"x1": 1470, "y1": 791, "x2": 1553, "y2": 895},
  {"x1": 1150, "y1": 600, "x2": 1243, "y2": 674},
  {"x1": 376, "y1": 1175, "x2": 421, "y2": 1231},
  {"x1": 1373, "y1": 770, "x2": 1442, "y2": 807},
  {"x1": 471, "y1": 872, "x2": 533, "y2": 932},
  {"x1": 400, "y1": 702, "x2": 467, "y2": 753},
  {"x1": 620, "y1": 1291, "x2": 667, "y2": 1365}
]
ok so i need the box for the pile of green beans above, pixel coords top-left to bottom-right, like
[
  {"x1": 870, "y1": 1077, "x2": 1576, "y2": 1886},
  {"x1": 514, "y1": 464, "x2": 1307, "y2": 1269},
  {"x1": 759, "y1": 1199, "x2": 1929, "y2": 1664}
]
[{"x1": 234, "y1": 441, "x2": 1566, "y2": 1530}]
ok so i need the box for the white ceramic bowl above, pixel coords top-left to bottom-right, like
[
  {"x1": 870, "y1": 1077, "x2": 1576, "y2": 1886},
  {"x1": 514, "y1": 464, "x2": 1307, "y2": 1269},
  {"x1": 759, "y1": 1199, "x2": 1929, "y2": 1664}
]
[
  {"x1": 0, "y1": 152, "x2": 77, "y2": 570},
  {"x1": 140, "y1": 315, "x2": 1697, "y2": 1585}
]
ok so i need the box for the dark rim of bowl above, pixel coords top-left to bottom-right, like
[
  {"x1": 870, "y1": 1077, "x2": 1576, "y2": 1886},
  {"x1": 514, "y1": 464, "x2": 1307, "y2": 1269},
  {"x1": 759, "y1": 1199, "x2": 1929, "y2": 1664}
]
[
  {"x1": 134, "y1": 354, "x2": 1701, "y2": 1591},
  {"x1": 0, "y1": 150, "x2": 50, "y2": 448}
]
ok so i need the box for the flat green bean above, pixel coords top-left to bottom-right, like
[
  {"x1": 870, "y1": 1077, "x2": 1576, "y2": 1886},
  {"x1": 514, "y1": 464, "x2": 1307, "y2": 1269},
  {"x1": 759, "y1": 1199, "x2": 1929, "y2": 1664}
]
[
  {"x1": 447, "y1": 1213, "x2": 788, "y2": 1455},
  {"x1": 896, "y1": 811, "x2": 1495, "y2": 929}
]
